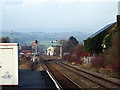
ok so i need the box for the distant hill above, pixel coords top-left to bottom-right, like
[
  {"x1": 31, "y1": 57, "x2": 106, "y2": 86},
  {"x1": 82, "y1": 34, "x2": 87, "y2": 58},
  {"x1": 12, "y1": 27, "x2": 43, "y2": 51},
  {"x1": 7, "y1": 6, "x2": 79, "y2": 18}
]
[{"x1": 1, "y1": 31, "x2": 91, "y2": 46}]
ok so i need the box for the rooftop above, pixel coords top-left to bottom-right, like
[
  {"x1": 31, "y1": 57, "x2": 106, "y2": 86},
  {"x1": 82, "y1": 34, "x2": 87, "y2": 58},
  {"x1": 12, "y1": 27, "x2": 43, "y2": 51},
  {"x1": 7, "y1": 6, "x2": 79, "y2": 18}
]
[{"x1": 90, "y1": 22, "x2": 116, "y2": 38}]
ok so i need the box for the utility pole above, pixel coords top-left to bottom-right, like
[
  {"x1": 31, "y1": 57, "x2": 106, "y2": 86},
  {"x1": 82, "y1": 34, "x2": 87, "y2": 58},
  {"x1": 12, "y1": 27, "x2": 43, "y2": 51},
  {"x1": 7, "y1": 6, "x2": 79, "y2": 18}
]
[
  {"x1": 56, "y1": 40, "x2": 62, "y2": 59},
  {"x1": 60, "y1": 44, "x2": 62, "y2": 59},
  {"x1": 10, "y1": 30, "x2": 13, "y2": 42}
]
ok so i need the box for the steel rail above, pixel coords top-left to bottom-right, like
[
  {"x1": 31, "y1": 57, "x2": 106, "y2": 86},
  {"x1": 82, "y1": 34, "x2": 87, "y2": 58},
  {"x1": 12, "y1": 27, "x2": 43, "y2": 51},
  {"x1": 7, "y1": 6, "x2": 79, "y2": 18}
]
[
  {"x1": 54, "y1": 61, "x2": 119, "y2": 89},
  {"x1": 45, "y1": 61, "x2": 82, "y2": 89},
  {"x1": 40, "y1": 59, "x2": 63, "y2": 90},
  {"x1": 57, "y1": 60, "x2": 120, "y2": 87}
]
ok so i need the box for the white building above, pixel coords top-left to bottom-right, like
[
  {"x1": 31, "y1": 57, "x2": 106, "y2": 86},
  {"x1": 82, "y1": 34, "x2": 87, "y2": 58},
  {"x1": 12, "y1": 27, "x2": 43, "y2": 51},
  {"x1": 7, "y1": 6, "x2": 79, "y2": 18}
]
[
  {"x1": 47, "y1": 46, "x2": 54, "y2": 56},
  {"x1": 0, "y1": 43, "x2": 19, "y2": 86}
]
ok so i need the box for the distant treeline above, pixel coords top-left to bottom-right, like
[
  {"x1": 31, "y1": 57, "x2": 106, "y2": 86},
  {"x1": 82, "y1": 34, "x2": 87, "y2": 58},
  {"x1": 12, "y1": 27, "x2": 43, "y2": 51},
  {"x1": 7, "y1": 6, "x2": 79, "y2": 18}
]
[{"x1": 2, "y1": 31, "x2": 90, "y2": 45}]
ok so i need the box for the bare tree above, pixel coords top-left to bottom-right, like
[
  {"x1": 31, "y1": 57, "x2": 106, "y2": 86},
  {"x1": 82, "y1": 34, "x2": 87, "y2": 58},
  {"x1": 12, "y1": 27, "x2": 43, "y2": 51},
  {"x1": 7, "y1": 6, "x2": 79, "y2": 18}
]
[{"x1": 0, "y1": 37, "x2": 10, "y2": 43}]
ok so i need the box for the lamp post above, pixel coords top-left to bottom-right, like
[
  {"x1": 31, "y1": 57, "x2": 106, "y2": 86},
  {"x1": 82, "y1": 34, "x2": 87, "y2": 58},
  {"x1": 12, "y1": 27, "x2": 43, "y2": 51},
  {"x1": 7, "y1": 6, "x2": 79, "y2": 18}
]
[{"x1": 101, "y1": 44, "x2": 106, "y2": 52}]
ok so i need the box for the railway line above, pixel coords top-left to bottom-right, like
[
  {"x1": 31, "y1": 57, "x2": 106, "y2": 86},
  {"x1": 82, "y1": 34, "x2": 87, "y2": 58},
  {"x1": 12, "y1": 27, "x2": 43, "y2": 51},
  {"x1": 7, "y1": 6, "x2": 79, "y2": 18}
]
[
  {"x1": 40, "y1": 58, "x2": 82, "y2": 89},
  {"x1": 39, "y1": 55, "x2": 120, "y2": 89},
  {"x1": 53, "y1": 60, "x2": 120, "y2": 89}
]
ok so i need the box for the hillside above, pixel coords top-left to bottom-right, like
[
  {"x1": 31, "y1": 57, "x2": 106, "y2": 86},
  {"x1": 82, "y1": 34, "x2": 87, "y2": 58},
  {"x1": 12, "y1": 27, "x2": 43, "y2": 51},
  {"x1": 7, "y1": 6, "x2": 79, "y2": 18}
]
[{"x1": 1, "y1": 31, "x2": 91, "y2": 46}]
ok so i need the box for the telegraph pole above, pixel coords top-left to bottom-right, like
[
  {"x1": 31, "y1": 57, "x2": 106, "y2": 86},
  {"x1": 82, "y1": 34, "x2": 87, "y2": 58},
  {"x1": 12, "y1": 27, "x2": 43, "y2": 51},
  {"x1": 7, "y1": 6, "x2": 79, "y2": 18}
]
[
  {"x1": 60, "y1": 44, "x2": 62, "y2": 59},
  {"x1": 10, "y1": 30, "x2": 13, "y2": 42}
]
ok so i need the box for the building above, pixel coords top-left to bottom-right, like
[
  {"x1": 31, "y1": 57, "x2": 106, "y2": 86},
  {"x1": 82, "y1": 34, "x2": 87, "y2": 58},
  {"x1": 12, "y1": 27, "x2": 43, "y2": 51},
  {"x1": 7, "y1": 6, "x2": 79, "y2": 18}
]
[
  {"x1": 47, "y1": 46, "x2": 54, "y2": 56},
  {"x1": 90, "y1": 22, "x2": 117, "y2": 38},
  {"x1": 21, "y1": 45, "x2": 32, "y2": 55},
  {"x1": 0, "y1": 43, "x2": 19, "y2": 86},
  {"x1": 83, "y1": 15, "x2": 120, "y2": 64},
  {"x1": 84, "y1": 22, "x2": 117, "y2": 54}
]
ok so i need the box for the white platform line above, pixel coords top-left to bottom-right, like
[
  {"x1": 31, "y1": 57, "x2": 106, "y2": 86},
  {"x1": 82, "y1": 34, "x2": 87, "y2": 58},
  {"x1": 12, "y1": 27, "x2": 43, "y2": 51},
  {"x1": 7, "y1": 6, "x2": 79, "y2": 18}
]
[{"x1": 46, "y1": 70, "x2": 62, "y2": 90}]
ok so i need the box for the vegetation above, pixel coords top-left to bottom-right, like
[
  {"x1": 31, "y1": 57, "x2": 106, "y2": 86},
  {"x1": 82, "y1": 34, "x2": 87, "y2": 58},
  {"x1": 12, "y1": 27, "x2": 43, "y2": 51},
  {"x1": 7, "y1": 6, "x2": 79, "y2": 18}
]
[
  {"x1": 90, "y1": 54, "x2": 105, "y2": 68},
  {"x1": 0, "y1": 37, "x2": 10, "y2": 43},
  {"x1": 89, "y1": 27, "x2": 120, "y2": 77},
  {"x1": 62, "y1": 36, "x2": 87, "y2": 65},
  {"x1": 2, "y1": 31, "x2": 90, "y2": 45},
  {"x1": 55, "y1": 36, "x2": 79, "y2": 57},
  {"x1": 105, "y1": 29, "x2": 120, "y2": 72},
  {"x1": 84, "y1": 23, "x2": 117, "y2": 54},
  {"x1": 103, "y1": 27, "x2": 120, "y2": 49},
  {"x1": 81, "y1": 23, "x2": 120, "y2": 78},
  {"x1": 84, "y1": 30, "x2": 109, "y2": 54},
  {"x1": 64, "y1": 36, "x2": 79, "y2": 53}
]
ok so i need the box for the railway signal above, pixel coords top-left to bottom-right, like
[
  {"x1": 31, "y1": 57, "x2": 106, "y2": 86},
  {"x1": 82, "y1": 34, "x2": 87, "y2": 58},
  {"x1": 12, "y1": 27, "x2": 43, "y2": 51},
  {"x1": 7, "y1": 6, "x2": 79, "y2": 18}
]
[
  {"x1": 51, "y1": 40, "x2": 62, "y2": 59},
  {"x1": 33, "y1": 40, "x2": 38, "y2": 55},
  {"x1": 33, "y1": 40, "x2": 37, "y2": 46}
]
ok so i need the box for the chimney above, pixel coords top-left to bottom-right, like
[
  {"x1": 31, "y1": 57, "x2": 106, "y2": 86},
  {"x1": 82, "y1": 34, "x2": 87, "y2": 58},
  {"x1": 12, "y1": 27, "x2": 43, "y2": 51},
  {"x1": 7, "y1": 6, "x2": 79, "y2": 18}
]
[
  {"x1": 118, "y1": 1, "x2": 120, "y2": 15},
  {"x1": 117, "y1": 15, "x2": 120, "y2": 27}
]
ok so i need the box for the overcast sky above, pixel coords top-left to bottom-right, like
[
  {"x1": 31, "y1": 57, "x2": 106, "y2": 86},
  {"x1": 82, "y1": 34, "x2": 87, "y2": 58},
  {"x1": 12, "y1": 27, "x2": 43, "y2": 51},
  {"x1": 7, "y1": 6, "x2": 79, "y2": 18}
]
[{"x1": 0, "y1": 0, "x2": 119, "y2": 33}]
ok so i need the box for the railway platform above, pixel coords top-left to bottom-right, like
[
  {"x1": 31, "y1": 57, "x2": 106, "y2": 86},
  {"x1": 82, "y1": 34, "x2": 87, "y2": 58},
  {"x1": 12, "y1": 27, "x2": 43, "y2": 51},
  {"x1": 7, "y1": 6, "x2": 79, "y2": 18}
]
[{"x1": 1, "y1": 70, "x2": 57, "y2": 89}]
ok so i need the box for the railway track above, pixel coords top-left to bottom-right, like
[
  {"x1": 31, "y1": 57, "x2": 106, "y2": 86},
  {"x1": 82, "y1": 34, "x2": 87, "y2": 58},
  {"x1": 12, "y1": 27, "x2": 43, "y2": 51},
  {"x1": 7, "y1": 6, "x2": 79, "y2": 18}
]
[
  {"x1": 53, "y1": 60, "x2": 120, "y2": 89},
  {"x1": 41, "y1": 59, "x2": 82, "y2": 89}
]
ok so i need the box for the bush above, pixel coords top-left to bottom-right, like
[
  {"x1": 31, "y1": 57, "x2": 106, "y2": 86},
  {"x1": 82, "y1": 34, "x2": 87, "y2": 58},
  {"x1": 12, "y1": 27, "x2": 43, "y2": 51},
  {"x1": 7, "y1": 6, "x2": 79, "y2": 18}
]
[
  {"x1": 110, "y1": 60, "x2": 119, "y2": 72},
  {"x1": 90, "y1": 55, "x2": 105, "y2": 68},
  {"x1": 0, "y1": 37, "x2": 10, "y2": 43},
  {"x1": 76, "y1": 59, "x2": 83, "y2": 64},
  {"x1": 63, "y1": 54, "x2": 71, "y2": 61}
]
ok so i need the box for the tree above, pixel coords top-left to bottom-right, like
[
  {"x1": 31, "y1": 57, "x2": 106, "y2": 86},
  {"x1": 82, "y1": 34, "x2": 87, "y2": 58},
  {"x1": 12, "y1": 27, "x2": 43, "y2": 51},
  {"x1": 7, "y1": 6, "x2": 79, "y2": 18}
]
[
  {"x1": 67, "y1": 36, "x2": 79, "y2": 53},
  {"x1": 72, "y1": 44, "x2": 84, "y2": 59},
  {"x1": 72, "y1": 44, "x2": 85, "y2": 64},
  {"x1": 61, "y1": 36, "x2": 79, "y2": 53},
  {"x1": 0, "y1": 37, "x2": 10, "y2": 43}
]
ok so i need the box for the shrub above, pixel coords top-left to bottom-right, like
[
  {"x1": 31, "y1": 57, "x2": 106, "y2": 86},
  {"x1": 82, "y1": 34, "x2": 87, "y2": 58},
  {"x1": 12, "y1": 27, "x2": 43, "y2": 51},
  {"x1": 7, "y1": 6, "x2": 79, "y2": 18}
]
[
  {"x1": 76, "y1": 59, "x2": 83, "y2": 64},
  {"x1": 110, "y1": 60, "x2": 119, "y2": 72},
  {"x1": 63, "y1": 54, "x2": 71, "y2": 61},
  {"x1": 90, "y1": 55, "x2": 105, "y2": 68}
]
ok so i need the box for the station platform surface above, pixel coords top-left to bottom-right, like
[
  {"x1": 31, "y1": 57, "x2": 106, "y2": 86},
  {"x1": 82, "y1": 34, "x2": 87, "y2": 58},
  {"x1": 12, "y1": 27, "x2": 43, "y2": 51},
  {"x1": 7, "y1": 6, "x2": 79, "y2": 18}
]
[
  {"x1": 1, "y1": 70, "x2": 57, "y2": 89},
  {"x1": 19, "y1": 70, "x2": 57, "y2": 89}
]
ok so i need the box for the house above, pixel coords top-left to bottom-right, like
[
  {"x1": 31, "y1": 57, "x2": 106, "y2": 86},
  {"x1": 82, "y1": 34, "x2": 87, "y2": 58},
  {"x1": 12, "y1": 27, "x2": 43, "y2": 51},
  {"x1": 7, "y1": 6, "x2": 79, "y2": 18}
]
[{"x1": 47, "y1": 46, "x2": 54, "y2": 56}]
